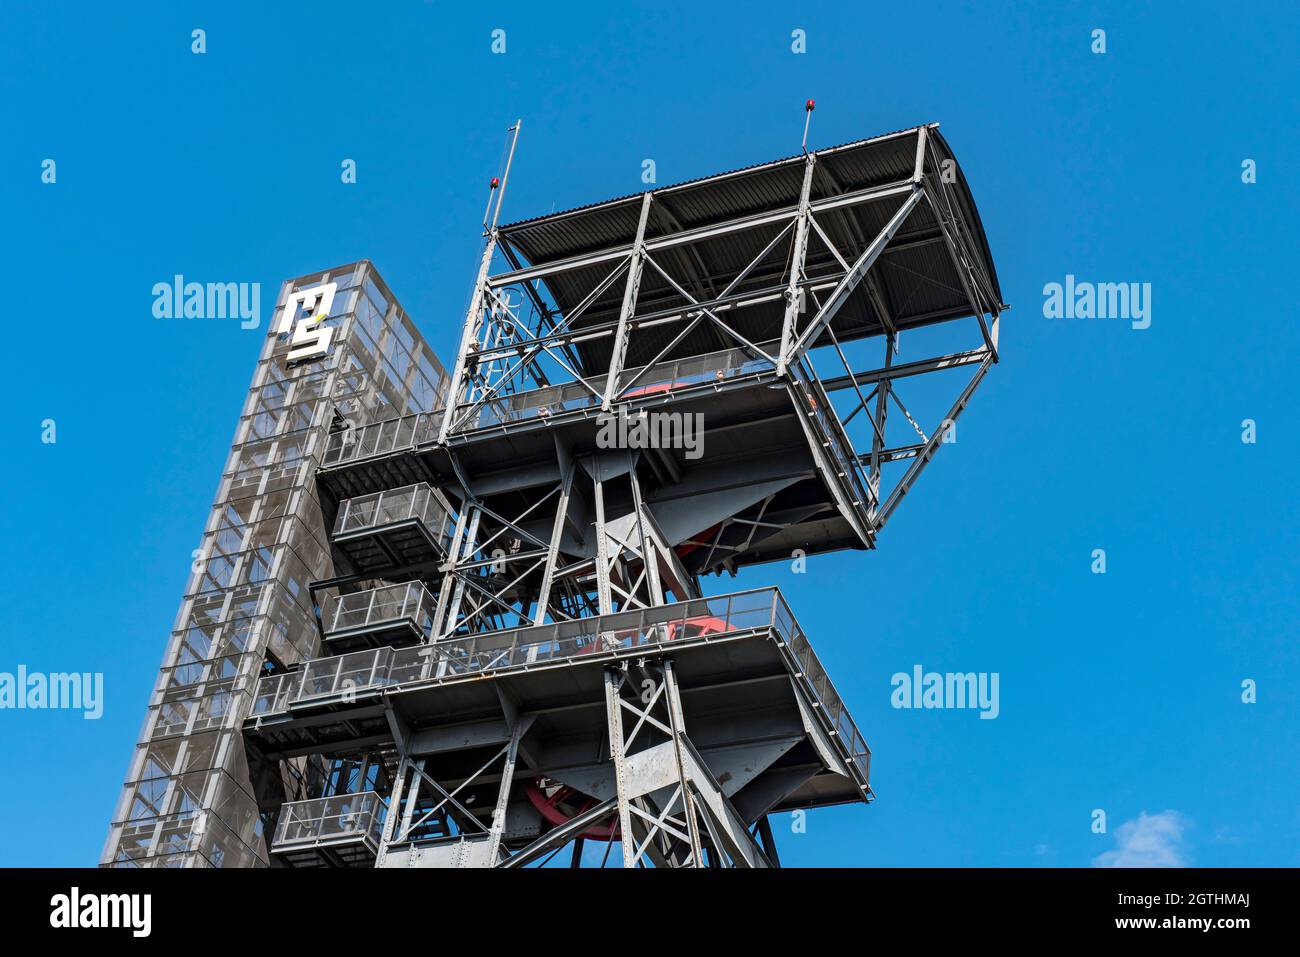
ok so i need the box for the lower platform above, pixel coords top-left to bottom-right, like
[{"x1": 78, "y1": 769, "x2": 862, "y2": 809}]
[{"x1": 246, "y1": 587, "x2": 870, "y2": 867}]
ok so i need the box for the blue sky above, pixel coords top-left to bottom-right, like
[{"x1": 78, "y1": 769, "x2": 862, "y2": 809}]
[{"x1": 1, "y1": 1, "x2": 1296, "y2": 867}]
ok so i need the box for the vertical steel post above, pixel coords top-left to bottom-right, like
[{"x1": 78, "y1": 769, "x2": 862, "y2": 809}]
[
  {"x1": 534, "y1": 460, "x2": 576, "y2": 622},
  {"x1": 663, "y1": 659, "x2": 704, "y2": 867},
  {"x1": 868, "y1": 335, "x2": 893, "y2": 506},
  {"x1": 439, "y1": 120, "x2": 522, "y2": 443},
  {"x1": 603, "y1": 668, "x2": 637, "y2": 868},
  {"x1": 592, "y1": 467, "x2": 613, "y2": 615},
  {"x1": 485, "y1": 721, "x2": 524, "y2": 861},
  {"x1": 777, "y1": 154, "x2": 817, "y2": 376},
  {"x1": 602, "y1": 192, "x2": 654, "y2": 409},
  {"x1": 629, "y1": 461, "x2": 665, "y2": 605}
]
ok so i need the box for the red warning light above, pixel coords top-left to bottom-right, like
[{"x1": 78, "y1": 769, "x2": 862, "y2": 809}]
[
  {"x1": 490, "y1": 177, "x2": 500, "y2": 189},
  {"x1": 806, "y1": 99, "x2": 815, "y2": 111}
]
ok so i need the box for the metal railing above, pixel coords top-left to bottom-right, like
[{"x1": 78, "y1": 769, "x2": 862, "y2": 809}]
[
  {"x1": 256, "y1": 590, "x2": 777, "y2": 716},
  {"x1": 255, "y1": 587, "x2": 871, "y2": 789},
  {"x1": 333, "y1": 483, "x2": 454, "y2": 551},
  {"x1": 791, "y1": 356, "x2": 877, "y2": 514},
  {"x1": 616, "y1": 345, "x2": 774, "y2": 400},
  {"x1": 318, "y1": 581, "x2": 436, "y2": 641},
  {"x1": 771, "y1": 592, "x2": 872, "y2": 784},
  {"x1": 272, "y1": 791, "x2": 387, "y2": 850},
  {"x1": 321, "y1": 413, "x2": 439, "y2": 468},
  {"x1": 316, "y1": 353, "x2": 874, "y2": 536},
  {"x1": 454, "y1": 345, "x2": 775, "y2": 433},
  {"x1": 319, "y1": 346, "x2": 779, "y2": 469}
]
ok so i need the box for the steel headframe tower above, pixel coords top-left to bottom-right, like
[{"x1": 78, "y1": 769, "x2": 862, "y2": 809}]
[{"x1": 106, "y1": 121, "x2": 1005, "y2": 868}]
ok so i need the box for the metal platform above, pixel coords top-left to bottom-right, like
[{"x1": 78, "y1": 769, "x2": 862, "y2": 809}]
[
  {"x1": 246, "y1": 587, "x2": 869, "y2": 867},
  {"x1": 330, "y1": 483, "x2": 455, "y2": 576},
  {"x1": 317, "y1": 581, "x2": 437, "y2": 652},
  {"x1": 270, "y1": 792, "x2": 387, "y2": 868}
]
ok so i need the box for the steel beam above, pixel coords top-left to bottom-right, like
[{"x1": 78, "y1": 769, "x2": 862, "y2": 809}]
[
  {"x1": 488, "y1": 180, "x2": 917, "y2": 289},
  {"x1": 776, "y1": 154, "x2": 817, "y2": 376},
  {"x1": 874, "y1": 354, "x2": 994, "y2": 530},
  {"x1": 602, "y1": 193, "x2": 654, "y2": 409},
  {"x1": 785, "y1": 187, "x2": 925, "y2": 364}
]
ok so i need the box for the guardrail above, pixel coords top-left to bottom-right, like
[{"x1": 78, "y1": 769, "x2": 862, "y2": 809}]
[
  {"x1": 272, "y1": 791, "x2": 386, "y2": 850},
  {"x1": 258, "y1": 589, "x2": 776, "y2": 713},
  {"x1": 451, "y1": 345, "x2": 775, "y2": 433},
  {"x1": 791, "y1": 356, "x2": 877, "y2": 515},
  {"x1": 318, "y1": 581, "x2": 436, "y2": 642},
  {"x1": 322, "y1": 413, "x2": 438, "y2": 468},
  {"x1": 771, "y1": 591, "x2": 871, "y2": 784},
  {"x1": 319, "y1": 346, "x2": 779, "y2": 468},
  {"x1": 333, "y1": 483, "x2": 454, "y2": 551},
  {"x1": 254, "y1": 587, "x2": 871, "y2": 790}
]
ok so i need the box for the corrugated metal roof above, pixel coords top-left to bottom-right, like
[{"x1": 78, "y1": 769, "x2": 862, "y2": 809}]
[
  {"x1": 496, "y1": 125, "x2": 1003, "y2": 375},
  {"x1": 499, "y1": 125, "x2": 928, "y2": 231}
]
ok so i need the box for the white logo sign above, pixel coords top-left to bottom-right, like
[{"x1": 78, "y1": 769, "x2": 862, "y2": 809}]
[{"x1": 277, "y1": 282, "x2": 338, "y2": 363}]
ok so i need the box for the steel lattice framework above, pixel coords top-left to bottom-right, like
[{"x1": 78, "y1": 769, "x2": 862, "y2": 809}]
[{"x1": 108, "y1": 121, "x2": 1005, "y2": 869}]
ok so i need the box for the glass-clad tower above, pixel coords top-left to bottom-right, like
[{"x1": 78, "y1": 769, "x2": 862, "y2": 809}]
[{"x1": 102, "y1": 262, "x2": 447, "y2": 867}]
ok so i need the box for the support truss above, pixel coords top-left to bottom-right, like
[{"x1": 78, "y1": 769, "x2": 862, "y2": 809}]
[{"x1": 433, "y1": 125, "x2": 1003, "y2": 547}]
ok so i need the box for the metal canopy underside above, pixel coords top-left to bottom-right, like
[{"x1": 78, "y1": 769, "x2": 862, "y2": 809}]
[{"x1": 498, "y1": 125, "x2": 1003, "y2": 374}]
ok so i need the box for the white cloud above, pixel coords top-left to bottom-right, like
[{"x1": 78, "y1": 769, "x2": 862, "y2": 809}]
[{"x1": 1092, "y1": 810, "x2": 1189, "y2": 868}]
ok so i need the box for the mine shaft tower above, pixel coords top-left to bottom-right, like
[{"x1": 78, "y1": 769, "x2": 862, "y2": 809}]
[{"x1": 105, "y1": 121, "x2": 1004, "y2": 868}]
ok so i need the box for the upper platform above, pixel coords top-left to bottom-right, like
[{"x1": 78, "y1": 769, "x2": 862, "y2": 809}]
[
  {"x1": 490, "y1": 124, "x2": 1003, "y2": 376},
  {"x1": 315, "y1": 124, "x2": 1006, "y2": 568}
]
